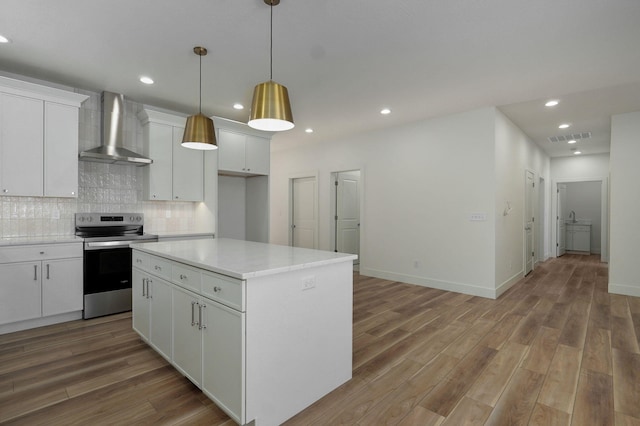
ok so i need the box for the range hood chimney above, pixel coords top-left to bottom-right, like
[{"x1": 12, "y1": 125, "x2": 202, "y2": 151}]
[{"x1": 79, "y1": 91, "x2": 152, "y2": 166}]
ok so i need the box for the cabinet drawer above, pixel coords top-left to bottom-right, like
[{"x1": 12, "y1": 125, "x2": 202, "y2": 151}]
[
  {"x1": 0, "y1": 243, "x2": 82, "y2": 264},
  {"x1": 202, "y1": 272, "x2": 244, "y2": 311},
  {"x1": 132, "y1": 251, "x2": 149, "y2": 270},
  {"x1": 148, "y1": 256, "x2": 172, "y2": 280},
  {"x1": 172, "y1": 263, "x2": 202, "y2": 293}
]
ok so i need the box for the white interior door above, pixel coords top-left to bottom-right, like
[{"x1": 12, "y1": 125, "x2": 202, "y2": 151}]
[
  {"x1": 525, "y1": 171, "x2": 535, "y2": 275},
  {"x1": 557, "y1": 183, "x2": 567, "y2": 257},
  {"x1": 292, "y1": 177, "x2": 317, "y2": 249},
  {"x1": 336, "y1": 171, "x2": 360, "y2": 263}
]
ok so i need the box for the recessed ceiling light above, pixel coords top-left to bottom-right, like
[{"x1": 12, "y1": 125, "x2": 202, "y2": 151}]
[
  {"x1": 567, "y1": 139, "x2": 577, "y2": 144},
  {"x1": 558, "y1": 123, "x2": 570, "y2": 129},
  {"x1": 545, "y1": 100, "x2": 559, "y2": 107},
  {"x1": 574, "y1": 151, "x2": 582, "y2": 155},
  {"x1": 305, "y1": 128, "x2": 314, "y2": 133},
  {"x1": 0, "y1": 35, "x2": 10, "y2": 43},
  {"x1": 380, "y1": 108, "x2": 391, "y2": 115},
  {"x1": 233, "y1": 103, "x2": 244, "y2": 110},
  {"x1": 139, "y1": 76, "x2": 154, "y2": 85}
]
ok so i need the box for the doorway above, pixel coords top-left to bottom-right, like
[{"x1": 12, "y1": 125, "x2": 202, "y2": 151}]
[
  {"x1": 552, "y1": 178, "x2": 608, "y2": 262},
  {"x1": 524, "y1": 170, "x2": 535, "y2": 275},
  {"x1": 330, "y1": 170, "x2": 361, "y2": 265},
  {"x1": 290, "y1": 176, "x2": 318, "y2": 249}
]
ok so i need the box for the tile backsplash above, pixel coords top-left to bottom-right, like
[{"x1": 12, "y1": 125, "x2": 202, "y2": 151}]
[{"x1": 0, "y1": 89, "x2": 199, "y2": 238}]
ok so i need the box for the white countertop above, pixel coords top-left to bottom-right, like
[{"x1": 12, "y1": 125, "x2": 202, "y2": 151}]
[
  {"x1": 0, "y1": 235, "x2": 83, "y2": 246},
  {"x1": 132, "y1": 238, "x2": 357, "y2": 279},
  {"x1": 155, "y1": 231, "x2": 215, "y2": 240}
]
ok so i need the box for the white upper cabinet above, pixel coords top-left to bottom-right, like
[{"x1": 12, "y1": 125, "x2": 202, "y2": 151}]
[
  {"x1": 138, "y1": 109, "x2": 205, "y2": 202},
  {"x1": 0, "y1": 76, "x2": 87, "y2": 198},
  {"x1": 214, "y1": 117, "x2": 271, "y2": 176}
]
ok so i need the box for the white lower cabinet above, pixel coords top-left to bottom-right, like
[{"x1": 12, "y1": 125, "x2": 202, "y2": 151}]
[
  {"x1": 132, "y1": 267, "x2": 173, "y2": 361},
  {"x1": 133, "y1": 250, "x2": 247, "y2": 424},
  {"x1": 201, "y1": 297, "x2": 245, "y2": 422},
  {"x1": 172, "y1": 285, "x2": 203, "y2": 386},
  {"x1": 0, "y1": 243, "x2": 83, "y2": 329}
]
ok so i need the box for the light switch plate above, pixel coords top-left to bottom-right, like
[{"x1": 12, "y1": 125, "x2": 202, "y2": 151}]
[{"x1": 470, "y1": 212, "x2": 487, "y2": 221}]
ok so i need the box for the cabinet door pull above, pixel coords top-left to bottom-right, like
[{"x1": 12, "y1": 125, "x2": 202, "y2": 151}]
[
  {"x1": 191, "y1": 301, "x2": 197, "y2": 326},
  {"x1": 46, "y1": 264, "x2": 50, "y2": 279},
  {"x1": 142, "y1": 278, "x2": 147, "y2": 297},
  {"x1": 198, "y1": 304, "x2": 206, "y2": 330},
  {"x1": 147, "y1": 279, "x2": 152, "y2": 299},
  {"x1": 34, "y1": 264, "x2": 38, "y2": 280}
]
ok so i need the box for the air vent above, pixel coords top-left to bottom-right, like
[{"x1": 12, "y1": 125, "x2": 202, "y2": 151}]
[{"x1": 548, "y1": 132, "x2": 591, "y2": 143}]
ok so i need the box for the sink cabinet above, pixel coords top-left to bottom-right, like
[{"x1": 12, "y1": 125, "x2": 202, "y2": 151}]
[{"x1": 565, "y1": 224, "x2": 591, "y2": 252}]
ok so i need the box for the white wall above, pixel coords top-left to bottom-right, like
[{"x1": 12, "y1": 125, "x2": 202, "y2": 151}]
[
  {"x1": 271, "y1": 107, "x2": 498, "y2": 297},
  {"x1": 218, "y1": 176, "x2": 246, "y2": 239},
  {"x1": 494, "y1": 110, "x2": 550, "y2": 295},
  {"x1": 609, "y1": 111, "x2": 640, "y2": 296}
]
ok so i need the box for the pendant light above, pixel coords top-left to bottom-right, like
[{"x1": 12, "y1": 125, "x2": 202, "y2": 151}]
[
  {"x1": 182, "y1": 46, "x2": 217, "y2": 150},
  {"x1": 248, "y1": 0, "x2": 294, "y2": 132}
]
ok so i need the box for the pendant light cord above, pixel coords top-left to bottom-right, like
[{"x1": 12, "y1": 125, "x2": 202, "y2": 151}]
[
  {"x1": 269, "y1": 1, "x2": 273, "y2": 81},
  {"x1": 199, "y1": 52, "x2": 203, "y2": 114}
]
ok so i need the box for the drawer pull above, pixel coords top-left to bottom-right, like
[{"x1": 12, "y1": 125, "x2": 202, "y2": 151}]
[
  {"x1": 136, "y1": 258, "x2": 142, "y2": 263},
  {"x1": 180, "y1": 274, "x2": 187, "y2": 280},
  {"x1": 213, "y1": 286, "x2": 222, "y2": 293},
  {"x1": 155, "y1": 265, "x2": 161, "y2": 271}
]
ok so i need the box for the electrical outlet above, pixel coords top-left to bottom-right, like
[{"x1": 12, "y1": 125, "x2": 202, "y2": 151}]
[{"x1": 302, "y1": 276, "x2": 316, "y2": 291}]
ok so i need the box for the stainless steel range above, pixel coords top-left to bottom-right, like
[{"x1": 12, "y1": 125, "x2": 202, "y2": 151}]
[{"x1": 75, "y1": 213, "x2": 158, "y2": 319}]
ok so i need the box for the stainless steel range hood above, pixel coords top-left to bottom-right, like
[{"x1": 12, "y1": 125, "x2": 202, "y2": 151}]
[{"x1": 79, "y1": 91, "x2": 152, "y2": 166}]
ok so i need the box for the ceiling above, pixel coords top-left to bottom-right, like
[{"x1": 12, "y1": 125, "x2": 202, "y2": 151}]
[{"x1": 2, "y1": 0, "x2": 640, "y2": 156}]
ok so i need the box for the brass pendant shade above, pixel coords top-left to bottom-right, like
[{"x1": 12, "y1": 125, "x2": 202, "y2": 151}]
[
  {"x1": 248, "y1": 80, "x2": 294, "y2": 131},
  {"x1": 248, "y1": 0, "x2": 294, "y2": 132},
  {"x1": 182, "y1": 113, "x2": 217, "y2": 150},
  {"x1": 182, "y1": 46, "x2": 217, "y2": 150}
]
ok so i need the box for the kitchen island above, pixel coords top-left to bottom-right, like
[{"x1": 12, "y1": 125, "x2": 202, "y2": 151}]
[{"x1": 131, "y1": 238, "x2": 356, "y2": 426}]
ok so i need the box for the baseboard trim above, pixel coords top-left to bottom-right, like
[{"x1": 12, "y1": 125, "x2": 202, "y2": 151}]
[
  {"x1": 496, "y1": 271, "x2": 524, "y2": 298},
  {"x1": 609, "y1": 283, "x2": 640, "y2": 297},
  {"x1": 0, "y1": 311, "x2": 83, "y2": 335},
  {"x1": 359, "y1": 267, "x2": 497, "y2": 299}
]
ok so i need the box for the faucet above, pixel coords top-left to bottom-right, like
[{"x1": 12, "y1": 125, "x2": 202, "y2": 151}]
[{"x1": 569, "y1": 211, "x2": 576, "y2": 223}]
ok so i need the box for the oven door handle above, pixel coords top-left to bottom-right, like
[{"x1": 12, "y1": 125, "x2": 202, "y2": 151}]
[{"x1": 84, "y1": 241, "x2": 134, "y2": 250}]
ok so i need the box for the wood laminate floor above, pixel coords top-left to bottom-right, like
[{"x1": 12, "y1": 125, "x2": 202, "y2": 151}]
[{"x1": 1, "y1": 254, "x2": 639, "y2": 425}]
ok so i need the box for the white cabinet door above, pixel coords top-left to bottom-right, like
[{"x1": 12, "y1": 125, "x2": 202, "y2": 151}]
[
  {"x1": 172, "y1": 126, "x2": 204, "y2": 201},
  {"x1": 172, "y1": 285, "x2": 202, "y2": 386},
  {"x1": 573, "y1": 226, "x2": 591, "y2": 252},
  {"x1": 218, "y1": 129, "x2": 246, "y2": 173},
  {"x1": 0, "y1": 93, "x2": 44, "y2": 196},
  {"x1": 202, "y1": 298, "x2": 245, "y2": 424},
  {"x1": 144, "y1": 122, "x2": 173, "y2": 201},
  {"x1": 42, "y1": 258, "x2": 83, "y2": 316},
  {"x1": 132, "y1": 268, "x2": 150, "y2": 340},
  {"x1": 244, "y1": 135, "x2": 270, "y2": 175},
  {"x1": 44, "y1": 102, "x2": 78, "y2": 197},
  {"x1": 149, "y1": 276, "x2": 173, "y2": 360},
  {"x1": 0, "y1": 261, "x2": 42, "y2": 324}
]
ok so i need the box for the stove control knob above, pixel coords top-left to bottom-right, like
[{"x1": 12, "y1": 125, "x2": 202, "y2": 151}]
[
  {"x1": 87, "y1": 217, "x2": 93, "y2": 222},
  {"x1": 79, "y1": 216, "x2": 84, "y2": 222},
  {"x1": 136, "y1": 216, "x2": 142, "y2": 222},
  {"x1": 130, "y1": 216, "x2": 134, "y2": 222}
]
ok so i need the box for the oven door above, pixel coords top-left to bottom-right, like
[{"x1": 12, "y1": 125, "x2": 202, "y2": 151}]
[{"x1": 83, "y1": 241, "x2": 132, "y2": 294}]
